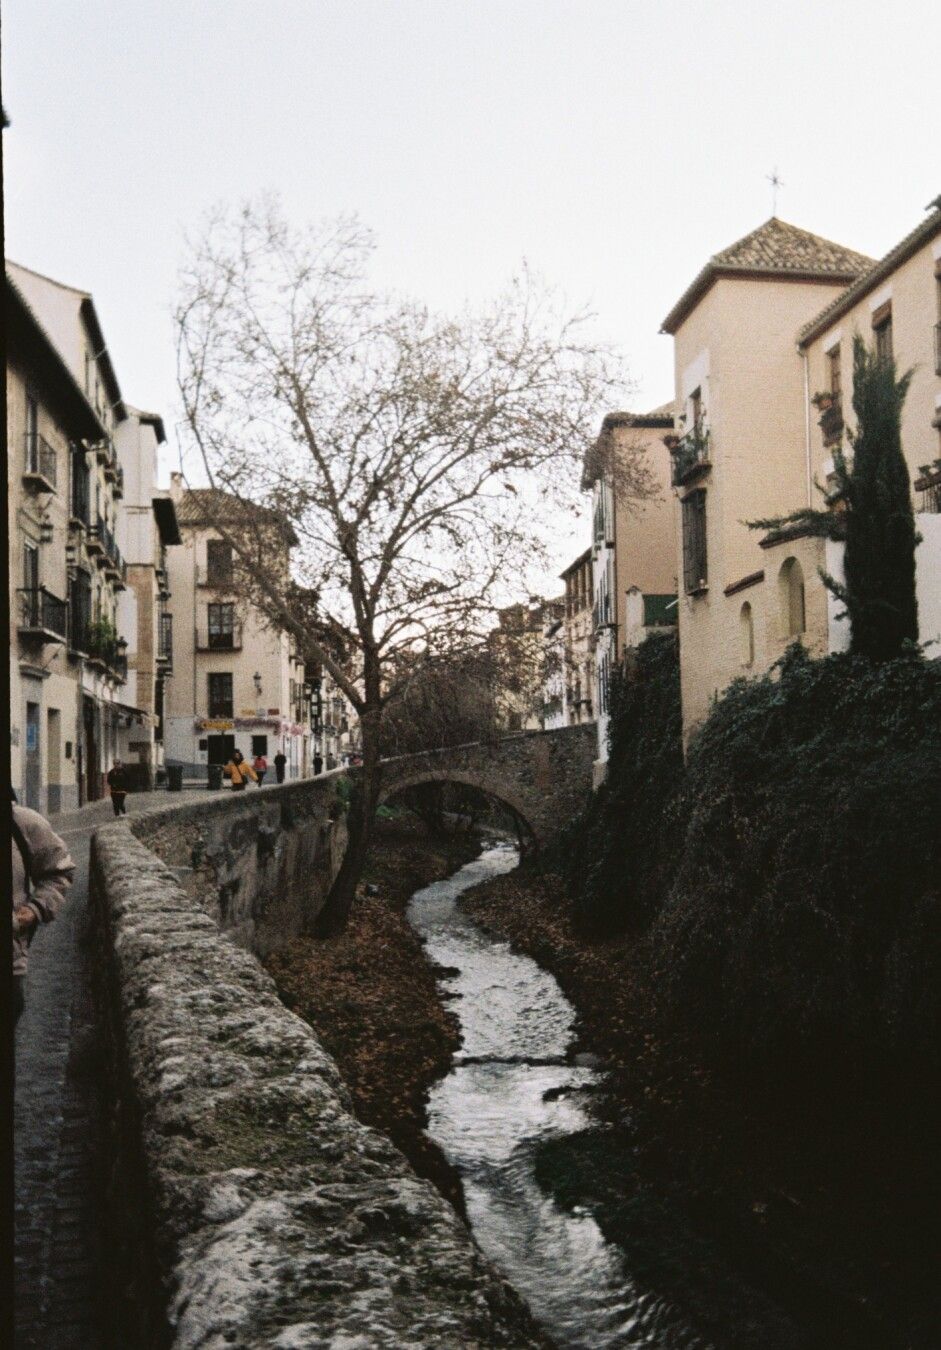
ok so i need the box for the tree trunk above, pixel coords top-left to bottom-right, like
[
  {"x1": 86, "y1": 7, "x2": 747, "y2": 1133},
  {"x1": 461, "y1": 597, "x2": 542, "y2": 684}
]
[{"x1": 314, "y1": 696, "x2": 382, "y2": 937}]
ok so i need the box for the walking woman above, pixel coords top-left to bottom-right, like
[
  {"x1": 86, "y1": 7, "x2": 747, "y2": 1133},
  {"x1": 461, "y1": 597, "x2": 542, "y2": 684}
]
[{"x1": 224, "y1": 749, "x2": 257, "y2": 791}]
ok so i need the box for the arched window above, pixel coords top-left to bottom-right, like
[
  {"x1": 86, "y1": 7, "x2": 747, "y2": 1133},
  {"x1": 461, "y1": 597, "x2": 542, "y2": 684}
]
[
  {"x1": 740, "y1": 601, "x2": 754, "y2": 667},
  {"x1": 779, "y1": 558, "x2": 805, "y2": 638}
]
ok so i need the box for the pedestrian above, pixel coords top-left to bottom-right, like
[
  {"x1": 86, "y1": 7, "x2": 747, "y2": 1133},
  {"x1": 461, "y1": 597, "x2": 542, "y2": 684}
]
[
  {"x1": 313, "y1": 754, "x2": 324, "y2": 775},
  {"x1": 274, "y1": 750, "x2": 287, "y2": 784},
  {"x1": 224, "y1": 749, "x2": 257, "y2": 791},
  {"x1": 107, "y1": 757, "x2": 129, "y2": 816},
  {"x1": 11, "y1": 790, "x2": 74, "y2": 1027},
  {"x1": 252, "y1": 752, "x2": 268, "y2": 786}
]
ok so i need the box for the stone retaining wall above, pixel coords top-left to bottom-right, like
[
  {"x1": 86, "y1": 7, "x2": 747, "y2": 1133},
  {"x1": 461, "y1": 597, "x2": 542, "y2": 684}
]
[{"x1": 90, "y1": 781, "x2": 548, "y2": 1348}]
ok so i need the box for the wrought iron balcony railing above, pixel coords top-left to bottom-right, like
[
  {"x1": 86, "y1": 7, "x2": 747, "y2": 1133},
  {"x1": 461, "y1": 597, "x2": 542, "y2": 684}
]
[
  {"x1": 23, "y1": 433, "x2": 58, "y2": 491},
  {"x1": 157, "y1": 612, "x2": 173, "y2": 669},
  {"x1": 668, "y1": 426, "x2": 711, "y2": 487},
  {"x1": 196, "y1": 623, "x2": 243, "y2": 651},
  {"x1": 196, "y1": 564, "x2": 236, "y2": 589},
  {"x1": 17, "y1": 587, "x2": 68, "y2": 642}
]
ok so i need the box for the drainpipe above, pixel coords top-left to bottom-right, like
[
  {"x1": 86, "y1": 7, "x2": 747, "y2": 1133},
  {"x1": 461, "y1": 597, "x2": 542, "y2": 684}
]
[{"x1": 800, "y1": 345, "x2": 813, "y2": 508}]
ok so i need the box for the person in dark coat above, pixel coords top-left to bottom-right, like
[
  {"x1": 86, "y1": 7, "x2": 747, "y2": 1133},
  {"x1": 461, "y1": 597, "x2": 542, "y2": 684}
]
[
  {"x1": 107, "y1": 758, "x2": 130, "y2": 816},
  {"x1": 12, "y1": 795, "x2": 74, "y2": 1026},
  {"x1": 313, "y1": 754, "x2": 324, "y2": 775},
  {"x1": 274, "y1": 750, "x2": 287, "y2": 784}
]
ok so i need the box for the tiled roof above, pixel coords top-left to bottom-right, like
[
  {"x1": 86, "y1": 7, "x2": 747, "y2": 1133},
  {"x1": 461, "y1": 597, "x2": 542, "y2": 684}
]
[
  {"x1": 661, "y1": 217, "x2": 874, "y2": 334},
  {"x1": 712, "y1": 217, "x2": 873, "y2": 275},
  {"x1": 799, "y1": 199, "x2": 941, "y2": 346},
  {"x1": 175, "y1": 487, "x2": 298, "y2": 544},
  {"x1": 581, "y1": 405, "x2": 675, "y2": 489}
]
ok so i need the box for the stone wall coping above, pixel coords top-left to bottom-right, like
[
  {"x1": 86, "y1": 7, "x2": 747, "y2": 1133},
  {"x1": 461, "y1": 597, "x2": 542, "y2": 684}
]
[{"x1": 92, "y1": 797, "x2": 547, "y2": 1347}]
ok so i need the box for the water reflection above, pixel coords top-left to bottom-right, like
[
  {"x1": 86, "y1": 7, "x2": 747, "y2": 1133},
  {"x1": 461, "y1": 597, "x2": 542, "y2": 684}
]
[{"x1": 408, "y1": 843, "x2": 713, "y2": 1349}]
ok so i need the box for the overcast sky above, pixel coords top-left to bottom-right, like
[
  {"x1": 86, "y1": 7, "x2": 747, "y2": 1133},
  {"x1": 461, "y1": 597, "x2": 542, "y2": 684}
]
[{"x1": 4, "y1": 0, "x2": 939, "y2": 580}]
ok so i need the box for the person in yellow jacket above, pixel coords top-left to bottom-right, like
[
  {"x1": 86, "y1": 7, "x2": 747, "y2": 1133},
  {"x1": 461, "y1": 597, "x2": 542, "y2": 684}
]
[{"x1": 224, "y1": 750, "x2": 257, "y2": 791}]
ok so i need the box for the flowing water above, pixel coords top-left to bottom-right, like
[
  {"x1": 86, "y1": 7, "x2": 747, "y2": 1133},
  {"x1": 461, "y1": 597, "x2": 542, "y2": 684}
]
[{"x1": 407, "y1": 841, "x2": 718, "y2": 1349}]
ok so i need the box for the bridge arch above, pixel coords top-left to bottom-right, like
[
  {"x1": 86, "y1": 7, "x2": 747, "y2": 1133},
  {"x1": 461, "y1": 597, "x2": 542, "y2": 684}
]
[
  {"x1": 376, "y1": 723, "x2": 597, "y2": 852},
  {"x1": 378, "y1": 769, "x2": 538, "y2": 851}
]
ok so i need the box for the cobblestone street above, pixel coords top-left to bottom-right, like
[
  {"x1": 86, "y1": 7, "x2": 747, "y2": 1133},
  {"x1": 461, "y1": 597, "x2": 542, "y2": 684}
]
[{"x1": 13, "y1": 788, "x2": 211, "y2": 1349}]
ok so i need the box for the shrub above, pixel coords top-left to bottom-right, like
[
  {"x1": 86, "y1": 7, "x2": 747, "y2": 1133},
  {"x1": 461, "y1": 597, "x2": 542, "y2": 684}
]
[
  {"x1": 565, "y1": 632, "x2": 683, "y2": 936},
  {"x1": 648, "y1": 645, "x2": 941, "y2": 1078}
]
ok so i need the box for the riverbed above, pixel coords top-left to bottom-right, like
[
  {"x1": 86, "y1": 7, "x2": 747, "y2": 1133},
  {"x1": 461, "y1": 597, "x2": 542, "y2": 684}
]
[{"x1": 407, "y1": 841, "x2": 716, "y2": 1349}]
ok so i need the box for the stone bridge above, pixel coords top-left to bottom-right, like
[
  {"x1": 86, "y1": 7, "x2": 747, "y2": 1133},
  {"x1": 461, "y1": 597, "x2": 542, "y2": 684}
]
[{"x1": 379, "y1": 722, "x2": 597, "y2": 848}]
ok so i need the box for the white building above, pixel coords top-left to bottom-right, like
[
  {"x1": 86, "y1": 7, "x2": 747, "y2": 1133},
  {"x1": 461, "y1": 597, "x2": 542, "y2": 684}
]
[{"x1": 7, "y1": 262, "x2": 173, "y2": 807}]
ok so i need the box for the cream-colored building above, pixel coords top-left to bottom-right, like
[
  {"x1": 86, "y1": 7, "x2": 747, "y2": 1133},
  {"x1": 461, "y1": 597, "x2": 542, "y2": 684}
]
[
  {"x1": 164, "y1": 479, "x2": 314, "y2": 779},
  {"x1": 582, "y1": 407, "x2": 678, "y2": 776},
  {"x1": 114, "y1": 408, "x2": 181, "y2": 786},
  {"x1": 7, "y1": 262, "x2": 171, "y2": 808},
  {"x1": 489, "y1": 598, "x2": 563, "y2": 732},
  {"x1": 558, "y1": 548, "x2": 595, "y2": 727},
  {"x1": 661, "y1": 206, "x2": 941, "y2": 740}
]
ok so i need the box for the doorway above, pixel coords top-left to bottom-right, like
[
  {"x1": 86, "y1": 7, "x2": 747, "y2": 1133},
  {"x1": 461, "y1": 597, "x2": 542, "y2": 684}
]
[
  {"x1": 207, "y1": 734, "x2": 236, "y2": 765},
  {"x1": 47, "y1": 708, "x2": 62, "y2": 814},
  {"x1": 25, "y1": 702, "x2": 41, "y2": 810},
  {"x1": 83, "y1": 697, "x2": 100, "y2": 801}
]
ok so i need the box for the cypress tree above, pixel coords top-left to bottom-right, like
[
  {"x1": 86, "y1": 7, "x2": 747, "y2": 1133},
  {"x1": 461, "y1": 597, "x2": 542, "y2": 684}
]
[{"x1": 836, "y1": 334, "x2": 918, "y2": 660}]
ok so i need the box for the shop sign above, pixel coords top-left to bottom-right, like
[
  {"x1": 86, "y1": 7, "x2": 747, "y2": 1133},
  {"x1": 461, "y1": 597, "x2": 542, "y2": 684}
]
[{"x1": 196, "y1": 719, "x2": 234, "y2": 731}]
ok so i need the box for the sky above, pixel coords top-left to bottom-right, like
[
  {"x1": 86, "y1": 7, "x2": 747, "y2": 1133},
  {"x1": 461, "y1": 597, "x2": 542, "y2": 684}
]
[{"x1": 4, "y1": 0, "x2": 939, "y2": 583}]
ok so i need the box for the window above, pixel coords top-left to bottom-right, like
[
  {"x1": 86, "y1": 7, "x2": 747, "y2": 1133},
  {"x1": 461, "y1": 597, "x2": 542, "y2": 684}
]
[
  {"x1": 740, "y1": 602, "x2": 754, "y2": 667},
  {"x1": 251, "y1": 735, "x2": 268, "y2": 757},
  {"x1": 206, "y1": 539, "x2": 234, "y2": 586},
  {"x1": 23, "y1": 541, "x2": 39, "y2": 591},
  {"x1": 25, "y1": 393, "x2": 38, "y2": 468},
  {"x1": 681, "y1": 489, "x2": 708, "y2": 593},
  {"x1": 690, "y1": 386, "x2": 702, "y2": 432},
  {"x1": 207, "y1": 602, "x2": 235, "y2": 649},
  {"x1": 208, "y1": 672, "x2": 233, "y2": 718},
  {"x1": 935, "y1": 270, "x2": 941, "y2": 375},
  {"x1": 827, "y1": 344, "x2": 842, "y2": 401},
  {"x1": 872, "y1": 302, "x2": 893, "y2": 363},
  {"x1": 69, "y1": 571, "x2": 92, "y2": 650},
  {"x1": 779, "y1": 558, "x2": 805, "y2": 638},
  {"x1": 71, "y1": 445, "x2": 90, "y2": 523}
]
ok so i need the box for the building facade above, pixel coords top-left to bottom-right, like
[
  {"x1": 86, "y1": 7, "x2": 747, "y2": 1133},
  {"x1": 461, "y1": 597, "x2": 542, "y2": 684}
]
[
  {"x1": 163, "y1": 479, "x2": 314, "y2": 778},
  {"x1": 582, "y1": 407, "x2": 678, "y2": 778},
  {"x1": 8, "y1": 263, "x2": 170, "y2": 809},
  {"x1": 559, "y1": 548, "x2": 595, "y2": 727},
  {"x1": 114, "y1": 408, "x2": 181, "y2": 786},
  {"x1": 661, "y1": 206, "x2": 941, "y2": 740}
]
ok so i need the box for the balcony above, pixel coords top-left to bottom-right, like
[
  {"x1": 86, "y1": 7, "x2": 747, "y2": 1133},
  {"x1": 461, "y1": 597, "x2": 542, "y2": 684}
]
[
  {"x1": 83, "y1": 622, "x2": 128, "y2": 680},
  {"x1": 196, "y1": 565, "x2": 236, "y2": 590},
  {"x1": 23, "y1": 433, "x2": 58, "y2": 493},
  {"x1": 197, "y1": 623, "x2": 243, "y2": 651},
  {"x1": 95, "y1": 440, "x2": 113, "y2": 466},
  {"x1": 157, "y1": 612, "x2": 173, "y2": 671},
  {"x1": 818, "y1": 397, "x2": 844, "y2": 447},
  {"x1": 17, "y1": 587, "x2": 68, "y2": 643},
  {"x1": 592, "y1": 592, "x2": 613, "y2": 632},
  {"x1": 87, "y1": 518, "x2": 108, "y2": 557},
  {"x1": 105, "y1": 541, "x2": 127, "y2": 588},
  {"x1": 113, "y1": 463, "x2": 124, "y2": 499},
  {"x1": 667, "y1": 426, "x2": 711, "y2": 487}
]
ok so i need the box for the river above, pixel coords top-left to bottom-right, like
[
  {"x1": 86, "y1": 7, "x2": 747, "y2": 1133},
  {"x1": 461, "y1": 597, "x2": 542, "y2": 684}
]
[{"x1": 407, "y1": 840, "x2": 717, "y2": 1349}]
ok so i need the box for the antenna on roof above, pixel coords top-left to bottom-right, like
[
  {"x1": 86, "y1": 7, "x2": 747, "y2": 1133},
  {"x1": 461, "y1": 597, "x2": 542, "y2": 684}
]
[{"x1": 766, "y1": 166, "x2": 785, "y2": 217}]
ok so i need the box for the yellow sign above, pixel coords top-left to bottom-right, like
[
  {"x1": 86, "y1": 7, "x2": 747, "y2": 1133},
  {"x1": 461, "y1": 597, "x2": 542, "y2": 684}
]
[{"x1": 196, "y1": 719, "x2": 234, "y2": 731}]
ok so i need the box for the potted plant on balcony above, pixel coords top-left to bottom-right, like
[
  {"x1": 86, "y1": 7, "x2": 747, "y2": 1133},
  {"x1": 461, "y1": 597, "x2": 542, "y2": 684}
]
[
  {"x1": 811, "y1": 390, "x2": 836, "y2": 410},
  {"x1": 86, "y1": 615, "x2": 118, "y2": 667}
]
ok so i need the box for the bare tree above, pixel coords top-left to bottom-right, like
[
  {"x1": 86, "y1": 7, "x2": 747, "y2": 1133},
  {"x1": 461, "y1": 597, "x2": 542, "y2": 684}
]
[{"x1": 175, "y1": 198, "x2": 646, "y2": 933}]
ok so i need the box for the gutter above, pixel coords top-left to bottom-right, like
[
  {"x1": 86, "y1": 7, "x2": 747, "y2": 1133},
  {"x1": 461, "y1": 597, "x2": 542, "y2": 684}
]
[{"x1": 800, "y1": 346, "x2": 813, "y2": 507}]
